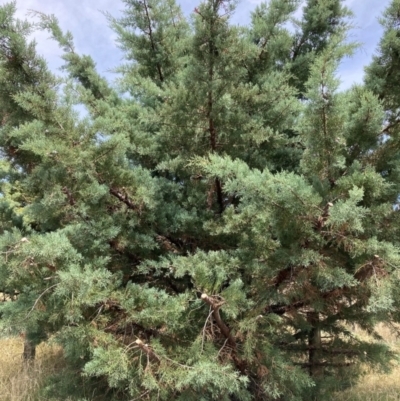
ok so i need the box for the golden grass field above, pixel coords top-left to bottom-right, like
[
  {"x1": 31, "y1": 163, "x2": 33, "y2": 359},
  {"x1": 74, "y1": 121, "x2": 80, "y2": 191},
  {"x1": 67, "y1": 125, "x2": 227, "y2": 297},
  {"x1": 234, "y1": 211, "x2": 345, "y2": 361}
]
[
  {"x1": 1, "y1": 325, "x2": 400, "y2": 401},
  {"x1": 329, "y1": 324, "x2": 400, "y2": 401},
  {"x1": 0, "y1": 337, "x2": 66, "y2": 401}
]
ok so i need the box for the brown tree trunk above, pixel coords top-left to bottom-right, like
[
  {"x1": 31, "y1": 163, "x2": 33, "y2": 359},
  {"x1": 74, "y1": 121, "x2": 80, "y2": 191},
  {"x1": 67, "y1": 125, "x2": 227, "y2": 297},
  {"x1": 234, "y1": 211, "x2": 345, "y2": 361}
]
[
  {"x1": 23, "y1": 338, "x2": 36, "y2": 362},
  {"x1": 307, "y1": 311, "x2": 321, "y2": 378}
]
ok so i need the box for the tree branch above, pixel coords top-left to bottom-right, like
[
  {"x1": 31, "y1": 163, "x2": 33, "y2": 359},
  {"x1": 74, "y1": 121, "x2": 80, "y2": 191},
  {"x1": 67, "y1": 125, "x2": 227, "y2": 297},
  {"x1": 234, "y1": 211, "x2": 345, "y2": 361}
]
[
  {"x1": 201, "y1": 293, "x2": 236, "y2": 348},
  {"x1": 142, "y1": 0, "x2": 164, "y2": 83},
  {"x1": 109, "y1": 187, "x2": 137, "y2": 210},
  {"x1": 294, "y1": 361, "x2": 354, "y2": 367},
  {"x1": 135, "y1": 339, "x2": 160, "y2": 362},
  {"x1": 26, "y1": 284, "x2": 58, "y2": 318},
  {"x1": 283, "y1": 345, "x2": 360, "y2": 355}
]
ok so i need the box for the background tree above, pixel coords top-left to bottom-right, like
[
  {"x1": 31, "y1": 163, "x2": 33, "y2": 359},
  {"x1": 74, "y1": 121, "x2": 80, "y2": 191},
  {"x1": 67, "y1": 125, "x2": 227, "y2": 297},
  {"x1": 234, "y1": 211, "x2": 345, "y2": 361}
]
[{"x1": 1, "y1": 1, "x2": 400, "y2": 401}]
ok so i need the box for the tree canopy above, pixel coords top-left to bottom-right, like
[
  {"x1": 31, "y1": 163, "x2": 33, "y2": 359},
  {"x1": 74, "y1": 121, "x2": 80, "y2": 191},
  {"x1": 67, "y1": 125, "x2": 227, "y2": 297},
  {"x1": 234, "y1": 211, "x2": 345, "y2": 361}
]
[{"x1": 1, "y1": 0, "x2": 400, "y2": 400}]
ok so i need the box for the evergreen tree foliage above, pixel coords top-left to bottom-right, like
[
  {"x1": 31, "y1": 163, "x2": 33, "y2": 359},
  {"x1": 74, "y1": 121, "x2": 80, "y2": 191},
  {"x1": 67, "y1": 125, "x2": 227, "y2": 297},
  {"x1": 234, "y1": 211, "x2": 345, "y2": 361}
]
[
  {"x1": 1, "y1": 0, "x2": 400, "y2": 400},
  {"x1": 365, "y1": 0, "x2": 400, "y2": 187},
  {"x1": 365, "y1": 0, "x2": 400, "y2": 113}
]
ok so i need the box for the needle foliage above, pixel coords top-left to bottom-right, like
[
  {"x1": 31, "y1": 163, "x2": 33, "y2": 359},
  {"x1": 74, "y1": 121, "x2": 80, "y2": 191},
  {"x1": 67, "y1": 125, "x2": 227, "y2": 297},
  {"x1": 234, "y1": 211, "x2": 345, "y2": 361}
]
[{"x1": 1, "y1": 1, "x2": 400, "y2": 400}]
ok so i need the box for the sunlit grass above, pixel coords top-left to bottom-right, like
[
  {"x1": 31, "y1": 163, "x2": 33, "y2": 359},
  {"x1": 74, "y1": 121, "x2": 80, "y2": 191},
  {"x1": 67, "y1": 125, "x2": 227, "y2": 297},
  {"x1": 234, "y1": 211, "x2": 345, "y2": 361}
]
[
  {"x1": 329, "y1": 367, "x2": 400, "y2": 401},
  {"x1": 329, "y1": 323, "x2": 400, "y2": 401},
  {"x1": 0, "y1": 336, "x2": 65, "y2": 401},
  {"x1": 338, "y1": 372, "x2": 400, "y2": 401}
]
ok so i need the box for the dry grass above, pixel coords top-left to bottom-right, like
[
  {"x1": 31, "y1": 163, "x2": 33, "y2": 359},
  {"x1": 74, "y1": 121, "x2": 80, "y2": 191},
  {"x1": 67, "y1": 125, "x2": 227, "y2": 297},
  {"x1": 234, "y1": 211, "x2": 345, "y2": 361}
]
[
  {"x1": 334, "y1": 369, "x2": 400, "y2": 401},
  {"x1": 0, "y1": 337, "x2": 65, "y2": 401},
  {"x1": 330, "y1": 323, "x2": 400, "y2": 401}
]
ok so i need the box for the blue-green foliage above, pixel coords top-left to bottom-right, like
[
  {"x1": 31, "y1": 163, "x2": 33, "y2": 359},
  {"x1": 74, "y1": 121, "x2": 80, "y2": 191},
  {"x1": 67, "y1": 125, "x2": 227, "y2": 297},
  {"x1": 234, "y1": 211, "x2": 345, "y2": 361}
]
[{"x1": 1, "y1": 1, "x2": 400, "y2": 400}]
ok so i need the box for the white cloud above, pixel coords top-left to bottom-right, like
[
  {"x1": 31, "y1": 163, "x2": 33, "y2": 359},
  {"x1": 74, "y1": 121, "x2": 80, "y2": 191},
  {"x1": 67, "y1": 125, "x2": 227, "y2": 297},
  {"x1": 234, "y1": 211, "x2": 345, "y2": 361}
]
[
  {"x1": 6, "y1": 0, "x2": 392, "y2": 89},
  {"x1": 12, "y1": 0, "x2": 123, "y2": 78}
]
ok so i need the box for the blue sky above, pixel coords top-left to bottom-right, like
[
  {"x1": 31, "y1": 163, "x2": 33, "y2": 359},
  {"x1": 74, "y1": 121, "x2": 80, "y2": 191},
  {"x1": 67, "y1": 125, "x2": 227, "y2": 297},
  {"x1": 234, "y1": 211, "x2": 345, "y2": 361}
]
[{"x1": 12, "y1": 0, "x2": 391, "y2": 90}]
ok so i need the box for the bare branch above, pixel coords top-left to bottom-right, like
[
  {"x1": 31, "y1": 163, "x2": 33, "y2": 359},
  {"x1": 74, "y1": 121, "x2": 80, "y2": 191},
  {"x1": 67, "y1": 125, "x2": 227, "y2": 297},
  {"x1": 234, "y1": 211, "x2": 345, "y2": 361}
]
[
  {"x1": 26, "y1": 284, "x2": 58, "y2": 318},
  {"x1": 201, "y1": 293, "x2": 236, "y2": 348},
  {"x1": 135, "y1": 339, "x2": 160, "y2": 362}
]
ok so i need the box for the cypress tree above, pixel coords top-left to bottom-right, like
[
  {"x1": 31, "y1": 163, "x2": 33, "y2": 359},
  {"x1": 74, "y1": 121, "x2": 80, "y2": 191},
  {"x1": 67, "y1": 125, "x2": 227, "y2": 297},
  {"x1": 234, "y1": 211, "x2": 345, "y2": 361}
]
[
  {"x1": 1, "y1": 1, "x2": 400, "y2": 400},
  {"x1": 290, "y1": 0, "x2": 352, "y2": 97}
]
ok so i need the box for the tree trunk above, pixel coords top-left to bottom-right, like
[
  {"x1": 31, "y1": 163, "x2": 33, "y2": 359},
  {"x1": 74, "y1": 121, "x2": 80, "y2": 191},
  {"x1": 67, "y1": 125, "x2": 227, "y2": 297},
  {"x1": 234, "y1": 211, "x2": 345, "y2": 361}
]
[
  {"x1": 307, "y1": 312, "x2": 321, "y2": 377},
  {"x1": 23, "y1": 338, "x2": 36, "y2": 362}
]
